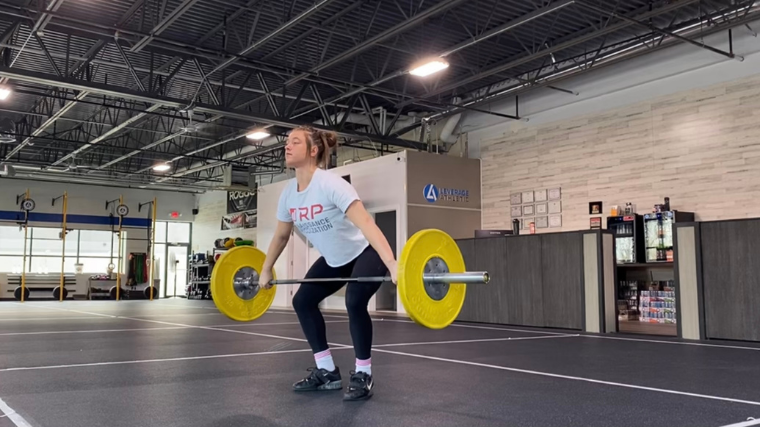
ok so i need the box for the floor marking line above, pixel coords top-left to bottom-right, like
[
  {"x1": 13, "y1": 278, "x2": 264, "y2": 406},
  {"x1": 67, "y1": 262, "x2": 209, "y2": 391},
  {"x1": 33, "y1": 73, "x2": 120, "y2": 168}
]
[
  {"x1": 0, "y1": 320, "x2": 350, "y2": 337},
  {"x1": 0, "y1": 327, "x2": 189, "y2": 336},
  {"x1": 126, "y1": 313, "x2": 222, "y2": 318},
  {"x1": 268, "y1": 309, "x2": 568, "y2": 336},
  {"x1": 446, "y1": 322, "x2": 570, "y2": 335},
  {"x1": 14, "y1": 303, "x2": 564, "y2": 337},
  {"x1": 0, "y1": 397, "x2": 33, "y2": 427},
  {"x1": 13, "y1": 303, "x2": 115, "y2": 318},
  {"x1": 127, "y1": 311, "x2": 760, "y2": 408},
  {"x1": 0, "y1": 332, "x2": 569, "y2": 373},
  {"x1": 719, "y1": 417, "x2": 760, "y2": 427},
  {"x1": 0, "y1": 317, "x2": 106, "y2": 322},
  {"x1": 149, "y1": 303, "x2": 219, "y2": 310},
  {"x1": 0, "y1": 348, "x2": 325, "y2": 372},
  {"x1": 116, "y1": 316, "x2": 353, "y2": 348},
  {"x1": 207, "y1": 320, "x2": 350, "y2": 328},
  {"x1": 372, "y1": 334, "x2": 579, "y2": 348},
  {"x1": 584, "y1": 335, "x2": 760, "y2": 352},
  {"x1": 7, "y1": 305, "x2": 223, "y2": 319},
  {"x1": 370, "y1": 348, "x2": 760, "y2": 407}
]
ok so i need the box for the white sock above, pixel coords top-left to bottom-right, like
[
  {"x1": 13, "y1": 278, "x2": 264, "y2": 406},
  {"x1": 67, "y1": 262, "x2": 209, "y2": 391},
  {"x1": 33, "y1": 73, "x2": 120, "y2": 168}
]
[
  {"x1": 356, "y1": 358, "x2": 371, "y2": 375},
  {"x1": 314, "y1": 349, "x2": 335, "y2": 372}
]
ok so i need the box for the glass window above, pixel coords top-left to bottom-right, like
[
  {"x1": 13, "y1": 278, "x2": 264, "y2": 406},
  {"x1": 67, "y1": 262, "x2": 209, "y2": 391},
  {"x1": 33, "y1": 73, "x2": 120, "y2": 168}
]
[
  {"x1": 0, "y1": 256, "x2": 25, "y2": 273},
  {"x1": 32, "y1": 227, "x2": 62, "y2": 239},
  {"x1": 155, "y1": 222, "x2": 167, "y2": 243},
  {"x1": 167, "y1": 222, "x2": 191, "y2": 244},
  {"x1": 30, "y1": 227, "x2": 78, "y2": 256},
  {"x1": 31, "y1": 239, "x2": 62, "y2": 256},
  {"x1": 78, "y1": 257, "x2": 114, "y2": 274},
  {"x1": 30, "y1": 256, "x2": 78, "y2": 274},
  {"x1": 79, "y1": 230, "x2": 116, "y2": 257},
  {"x1": 65, "y1": 230, "x2": 80, "y2": 256},
  {"x1": 0, "y1": 226, "x2": 26, "y2": 255}
]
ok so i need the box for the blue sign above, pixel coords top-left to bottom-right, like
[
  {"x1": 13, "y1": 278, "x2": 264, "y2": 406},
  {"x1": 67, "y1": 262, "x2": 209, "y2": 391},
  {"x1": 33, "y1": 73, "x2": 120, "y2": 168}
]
[
  {"x1": 423, "y1": 184, "x2": 439, "y2": 203},
  {"x1": 423, "y1": 184, "x2": 469, "y2": 203}
]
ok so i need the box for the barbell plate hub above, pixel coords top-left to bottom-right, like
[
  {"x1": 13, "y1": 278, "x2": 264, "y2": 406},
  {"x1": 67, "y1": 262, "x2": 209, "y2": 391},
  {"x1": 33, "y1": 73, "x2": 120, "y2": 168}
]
[
  {"x1": 398, "y1": 228, "x2": 466, "y2": 330},
  {"x1": 211, "y1": 246, "x2": 276, "y2": 322}
]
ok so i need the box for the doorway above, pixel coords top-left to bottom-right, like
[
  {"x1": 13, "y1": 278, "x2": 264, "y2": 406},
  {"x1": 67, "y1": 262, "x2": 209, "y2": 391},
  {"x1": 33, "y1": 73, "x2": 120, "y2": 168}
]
[
  {"x1": 165, "y1": 245, "x2": 189, "y2": 298},
  {"x1": 374, "y1": 210, "x2": 397, "y2": 311}
]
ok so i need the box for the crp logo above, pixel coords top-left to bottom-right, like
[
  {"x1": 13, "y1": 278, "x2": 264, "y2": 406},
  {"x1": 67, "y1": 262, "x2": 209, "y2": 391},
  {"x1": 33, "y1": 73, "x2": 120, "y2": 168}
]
[{"x1": 423, "y1": 184, "x2": 439, "y2": 203}]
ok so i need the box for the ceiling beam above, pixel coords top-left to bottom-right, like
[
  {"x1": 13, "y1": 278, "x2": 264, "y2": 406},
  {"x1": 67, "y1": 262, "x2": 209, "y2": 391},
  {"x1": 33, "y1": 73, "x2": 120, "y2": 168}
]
[
  {"x1": 291, "y1": 0, "x2": 575, "y2": 120},
  {"x1": 2, "y1": 1, "x2": 146, "y2": 162},
  {"x1": 130, "y1": 0, "x2": 203, "y2": 52},
  {"x1": 206, "y1": 0, "x2": 339, "y2": 76},
  {"x1": 237, "y1": 0, "x2": 470, "y2": 111},
  {"x1": 577, "y1": 1, "x2": 743, "y2": 61},
  {"x1": 0, "y1": 66, "x2": 429, "y2": 152},
  {"x1": 399, "y1": 0, "x2": 703, "y2": 105}
]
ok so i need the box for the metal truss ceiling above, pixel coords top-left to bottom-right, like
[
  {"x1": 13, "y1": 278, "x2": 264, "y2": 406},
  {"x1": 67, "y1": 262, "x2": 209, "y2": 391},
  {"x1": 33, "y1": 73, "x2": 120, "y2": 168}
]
[{"x1": 0, "y1": 0, "x2": 755, "y2": 190}]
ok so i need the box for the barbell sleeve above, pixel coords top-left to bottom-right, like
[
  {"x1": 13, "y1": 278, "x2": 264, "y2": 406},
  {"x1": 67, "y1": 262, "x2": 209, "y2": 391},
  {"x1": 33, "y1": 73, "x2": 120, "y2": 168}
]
[{"x1": 269, "y1": 271, "x2": 489, "y2": 285}]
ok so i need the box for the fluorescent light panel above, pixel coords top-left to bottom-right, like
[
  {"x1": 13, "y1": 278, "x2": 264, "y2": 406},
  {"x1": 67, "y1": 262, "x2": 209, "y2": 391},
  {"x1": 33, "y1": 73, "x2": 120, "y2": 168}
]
[
  {"x1": 247, "y1": 131, "x2": 270, "y2": 140},
  {"x1": 409, "y1": 59, "x2": 449, "y2": 77}
]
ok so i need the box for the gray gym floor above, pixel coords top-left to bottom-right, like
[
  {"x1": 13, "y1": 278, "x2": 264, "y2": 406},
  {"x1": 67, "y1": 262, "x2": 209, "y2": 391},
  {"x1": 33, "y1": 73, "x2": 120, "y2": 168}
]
[{"x1": 1, "y1": 300, "x2": 759, "y2": 427}]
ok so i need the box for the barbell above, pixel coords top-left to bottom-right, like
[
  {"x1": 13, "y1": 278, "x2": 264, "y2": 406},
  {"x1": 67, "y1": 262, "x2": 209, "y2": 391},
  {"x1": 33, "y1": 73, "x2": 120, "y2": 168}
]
[{"x1": 210, "y1": 228, "x2": 490, "y2": 329}]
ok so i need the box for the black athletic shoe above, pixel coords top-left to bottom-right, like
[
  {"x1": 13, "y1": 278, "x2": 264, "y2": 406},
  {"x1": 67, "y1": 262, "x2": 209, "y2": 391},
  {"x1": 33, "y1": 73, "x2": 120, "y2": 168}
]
[
  {"x1": 292, "y1": 367, "x2": 342, "y2": 392},
  {"x1": 343, "y1": 371, "x2": 373, "y2": 401}
]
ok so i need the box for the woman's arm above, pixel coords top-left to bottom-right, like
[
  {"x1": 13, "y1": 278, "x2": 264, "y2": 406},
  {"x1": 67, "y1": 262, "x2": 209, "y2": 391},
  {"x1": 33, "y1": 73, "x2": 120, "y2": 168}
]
[
  {"x1": 261, "y1": 220, "x2": 293, "y2": 276},
  {"x1": 345, "y1": 200, "x2": 398, "y2": 283}
]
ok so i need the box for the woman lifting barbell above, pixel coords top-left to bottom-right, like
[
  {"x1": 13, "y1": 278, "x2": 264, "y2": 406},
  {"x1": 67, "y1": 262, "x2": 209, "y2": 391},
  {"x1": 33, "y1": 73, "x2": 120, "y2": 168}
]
[{"x1": 258, "y1": 125, "x2": 398, "y2": 401}]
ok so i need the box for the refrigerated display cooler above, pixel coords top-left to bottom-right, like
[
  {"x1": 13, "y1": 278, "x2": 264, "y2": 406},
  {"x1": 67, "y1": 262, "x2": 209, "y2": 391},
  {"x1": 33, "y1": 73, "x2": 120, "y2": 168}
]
[
  {"x1": 607, "y1": 214, "x2": 645, "y2": 264},
  {"x1": 643, "y1": 210, "x2": 695, "y2": 263}
]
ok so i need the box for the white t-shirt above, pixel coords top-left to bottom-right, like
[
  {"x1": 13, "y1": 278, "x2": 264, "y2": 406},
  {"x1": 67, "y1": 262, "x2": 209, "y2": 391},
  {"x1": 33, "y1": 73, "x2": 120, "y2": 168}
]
[{"x1": 277, "y1": 168, "x2": 369, "y2": 267}]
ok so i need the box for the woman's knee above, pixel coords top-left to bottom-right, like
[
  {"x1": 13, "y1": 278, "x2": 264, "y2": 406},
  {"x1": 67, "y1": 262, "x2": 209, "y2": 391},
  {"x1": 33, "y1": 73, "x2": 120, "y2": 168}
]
[
  {"x1": 344, "y1": 287, "x2": 373, "y2": 316},
  {"x1": 292, "y1": 290, "x2": 317, "y2": 313}
]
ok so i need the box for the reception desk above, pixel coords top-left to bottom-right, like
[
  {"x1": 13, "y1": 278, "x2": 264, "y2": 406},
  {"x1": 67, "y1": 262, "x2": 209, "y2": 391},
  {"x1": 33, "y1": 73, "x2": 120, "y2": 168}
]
[
  {"x1": 457, "y1": 218, "x2": 760, "y2": 343},
  {"x1": 456, "y1": 230, "x2": 617, "y2": 333}
]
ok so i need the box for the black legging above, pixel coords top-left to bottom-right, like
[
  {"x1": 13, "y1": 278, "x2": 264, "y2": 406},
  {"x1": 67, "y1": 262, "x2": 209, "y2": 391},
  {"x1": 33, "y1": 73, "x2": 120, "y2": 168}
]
[{"x1": 292, "y1": 245, "x2": 386, "y2": 360}]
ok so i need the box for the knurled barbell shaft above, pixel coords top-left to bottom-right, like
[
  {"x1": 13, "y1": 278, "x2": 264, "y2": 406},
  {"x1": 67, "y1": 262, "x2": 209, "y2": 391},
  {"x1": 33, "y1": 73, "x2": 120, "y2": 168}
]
[{"x1": 269, "y1": 271, "x2": 489, "y2": 285}]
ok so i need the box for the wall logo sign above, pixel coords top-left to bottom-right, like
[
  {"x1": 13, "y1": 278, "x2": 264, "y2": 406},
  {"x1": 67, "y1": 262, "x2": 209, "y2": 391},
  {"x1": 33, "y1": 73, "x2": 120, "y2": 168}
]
[
  {"x1": 423, "y1": 184, "x2": 469, "y2": 203},
  {"x1": 227, "y1": 190, "x2": 257, "y2": 214}
]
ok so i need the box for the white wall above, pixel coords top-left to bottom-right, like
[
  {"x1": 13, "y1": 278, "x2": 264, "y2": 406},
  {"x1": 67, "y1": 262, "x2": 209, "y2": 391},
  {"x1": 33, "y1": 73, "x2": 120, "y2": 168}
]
[
  {"x1": 447, "y1": 17, "x2": 760, "y2": 232},
  {"x1": 476, "y1": 70, "x2": 760, "y2": 232},
  {"x1": 257, "y1": 152, "x2": 409, "y2": 311}
]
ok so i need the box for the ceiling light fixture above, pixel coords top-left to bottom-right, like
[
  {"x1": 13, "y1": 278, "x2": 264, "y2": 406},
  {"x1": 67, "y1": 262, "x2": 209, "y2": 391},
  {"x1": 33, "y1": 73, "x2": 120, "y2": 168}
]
[
  {"x1": 0, "y1": 87, "x2": 12, "y2": 100},
  {"x1": 246, "y1": 130, "x2": 270, "y2": 140},
  {"x1": 409, "y1": 58, "x2": 449, "y2": 77},
  {"x1": 153, "y1": 163, "x2": 171, "y2": 172}
]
